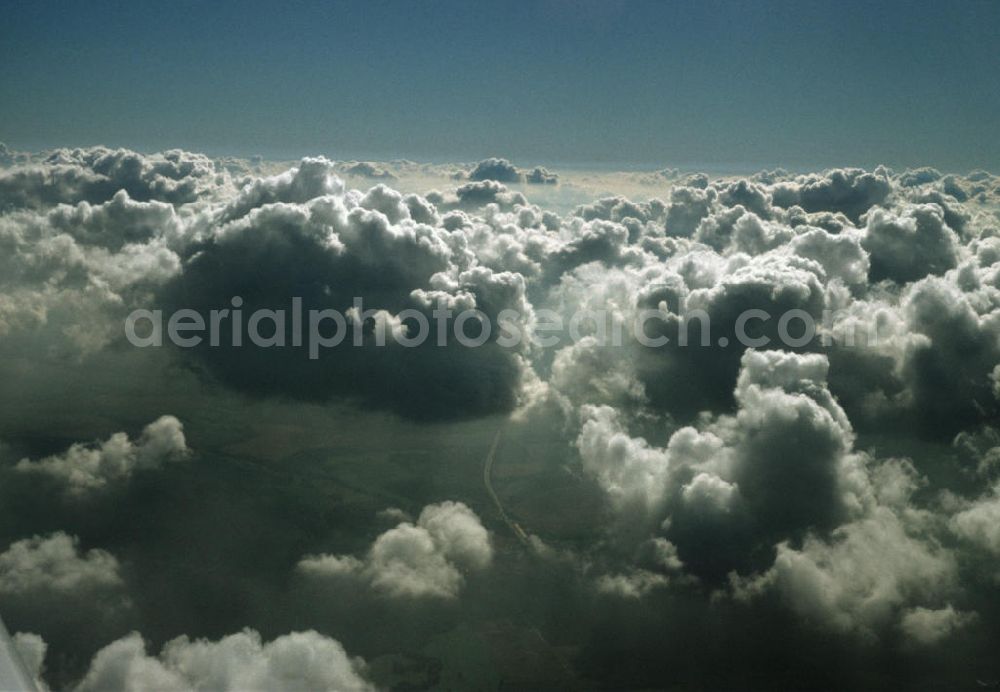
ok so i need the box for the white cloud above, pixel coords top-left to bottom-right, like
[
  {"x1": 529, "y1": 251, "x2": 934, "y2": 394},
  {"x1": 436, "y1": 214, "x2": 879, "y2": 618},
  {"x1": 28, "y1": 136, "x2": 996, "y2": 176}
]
[
  {"x1": 298, "y1": 501, "x2": 492, "y2": 599},
  {"x1": 900, "y1": 605, "x2": 976, "y2": 647},
  {"x1": 733, "y1": 508, "x2": 959, "y2": 641},
  {"x1": 75, "y1": 629, "x2": 373, "y2": 692},
  {"x1": 15, "y1": 415, "x2": 189, "y2": 494},
  {"x1": 595, "y1": 570, "x2": 669, "y2": 599},
  {"x1": 0, "y1": 532, "x2": 124, "y2": 597},
  {"x1": 950, "y1": 484, "x2": 1000, "y2": 555},
  {"x1": 4, "y1": 147, "x2": 1000, "y2": 667},
  {"x1": 863, "y1": 204, "x2": 960, "y2": 283},
  {"x1": 12, "y1": 631, "x2": 48, "y2": 691}
]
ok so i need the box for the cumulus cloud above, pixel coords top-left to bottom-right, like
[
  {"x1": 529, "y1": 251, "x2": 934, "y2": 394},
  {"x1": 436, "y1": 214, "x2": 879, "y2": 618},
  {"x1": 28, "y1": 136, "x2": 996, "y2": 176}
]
[
  {"x1": 12, "y1": 631, "x2": 48, "y2": 690},
  {"x1": 15, "y1": 416, "x2": 189, "y2": 494},
  {"x1": 463, "y1": 158, "x2": 558, "y2": 185},
  {"x1": 157, "y1": 164, "x2": 538, "y2": 422},
  {"x1": 787, "y1": 226, "x2": 870, "y2": 286},
  {"x1": 75, "y1": 629, "x2": 373, "y2": 692},
  {"x1": 450, "y1": 178, "x2": 528, "y2": 209},
  {"x1": 950, "y1": 484, "x2": 1000, "y2": 556},
  {"x1": 895, "y1": 273, "x2": 1000, "y2": 436},
  {"x1": 0, "y1": 532, "x2": 124, "y2": 598},
  {"x1": 46, "y1": 189, "x2": 183, "y2": 251},
  {"x1": 576, "y1": 404, "x2": 676, "y2": 517},
  {"x1": 572, "y1": 341, "x2": 988, "y2": 647},
  {"x1": 732, "y1": 508, "x2": 960, "y2": 642},
  {"x1": 467, "y1": 157, "x2": 523, "y2": 183},
  {"x1": 577, "y1": 349, "x2": 869, "y2": 579},
  {"x1": 665, "y1": 185, "x2": 715, "y2": 236},
  {"x1": 525, "y1": 166, "x2": 558, "y2": 185},
  {"x1": 0, "y1": 142, "x2": 30, "y2": 167},
  {"x1": 4, "y1": 146, "x2": 1000, "y2": 687},
  {"x1": 771, "y1": 167, "x2": 892, "y2": 221},
  {"x1": 862, "y1": 204, "x2": 960, "y2": 283},
  {"x1": 898, "y1": 167, "x2": 942, "y2": 187},
  {"x1": 0, "y1": 147, "x2": 226, "y2": 209},
  {"x1": 338, "y1": 161, "x2": 397, "y2": 180},
  {"x1": 719, "y1": 179, "x2": 773, "y2": 219},
  {"x1": 298, "y1": 501, "x2": 492, "y2": 599},
  {"x1": 900, "y1": 605, "x2": 976, "y2": 647},
  {"x1": 595, "y1": 569, "x2": 669, "y2": 599},
  {"x1": 222, "y1": 156, "x2": 344, "y2": 220}
]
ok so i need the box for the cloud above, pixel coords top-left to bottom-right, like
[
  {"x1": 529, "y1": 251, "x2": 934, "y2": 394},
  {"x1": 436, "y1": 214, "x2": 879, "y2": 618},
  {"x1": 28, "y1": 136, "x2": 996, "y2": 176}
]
[
  {"x1": 15, "y1": 416, "x2": 189, "y2": 494},
  {"x1": 4, "y1": 147, "x2": 1000, "y2": 687},
  {"x1": 595, "y1": 569, "x2": 669, "y2": 598},
  {"x1": 467, "y1": 158, "x2": 523, "y2": 183},
  {"x1": 462, "y1": 159, "x2": 558, "y2": 186},
  {"x1": 862, "y1": 204, "x2": 960, "y2": 283},
  {"x1": 451, "y1": 179, "x2": 528, "y2": 209},
  {"x1": 726, "y1": 351, "x2": 857, "y2": 534},
  {"x1": 896, "y1": 273, "x2": 1000, "y2": 436},
  {"x1": 718, "y1": 179, "x2": 773, "y2": 219},
  {"x1": 576, "y1": 404, "x2": 676, "y2": 517},
  {"x1": 0, "y1": 142, "x2": 30, "y2": 167},
  {"x1": 544, "y1": 219, "x2": 644, "y2": 281},
  {"x1": 787, "y1": 226, "x2": 870, "y2": 286},
  {"x1": 574, "y1": 196, "x2": 666, "y2": 227},
  {"x1": 158, "y1": 169, "x2": 536, "y2": 422},
  {"x1": 11, "y1": 631, "x2": 48, "y2": 690},
  {"x1": 639, "y1": 252, "x2": 828, "y2": 416},
  {"x1": 0, "y1": 532, "x2": 124, "y2": 598},
  {"x1": 665, "y1": 185, "x2": 716, "y2": 237},
  {"x1": 900, "y1": 605, "x2": 976, "y2": 647},
  {"x1": 578, "y1": 349, "x2": 890, "y2": 582},
  {"x1": 771, "y1": 167, "x2": 892, "y2": 221},
  {"x1": 950, "y1": 484, "x2": 1000, "y2": 556},
  {"x1": 732, "y1": 508, "x2": 960, "y2": 642},
  {"x1": 898, "y1": 167, "x2": 943, "y2": 187},
  {"x1": 526, "y1": 166, "x2": 558, "y2": 185},
  {"x1": 223, "y1": 157, "x2": 344, "y2": 220},
  {"x1": 0, "y1": 148, "x2": 225, "y2": 210},
  {"x1": 0, "y1": 158, "x2": 186, "y2": 358},
  {"x1": 74, "y1": 629, "x2": 373, "y2": 692},
  {"x1": 46, "y1": 190, "x2": 183, "y2": 251},
  {"x1": 339, "y1": 161, "x2": 397, "y2": 181},
  {"x1": 298, "y1": 501, "x2": 492, "y2": 599}
]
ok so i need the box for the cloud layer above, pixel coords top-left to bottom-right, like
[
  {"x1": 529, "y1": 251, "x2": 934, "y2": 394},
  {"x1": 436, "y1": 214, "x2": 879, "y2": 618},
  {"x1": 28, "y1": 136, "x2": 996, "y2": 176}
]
[{"x1": 2, "y1": 143, "x2": 1000, "y2": 688}]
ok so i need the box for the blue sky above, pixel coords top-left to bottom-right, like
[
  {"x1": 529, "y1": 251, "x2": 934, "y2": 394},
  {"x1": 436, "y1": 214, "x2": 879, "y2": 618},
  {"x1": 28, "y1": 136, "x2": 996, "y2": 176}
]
[{"x1": 1, "y1": 0, "x2": 997, "y2": 170}]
